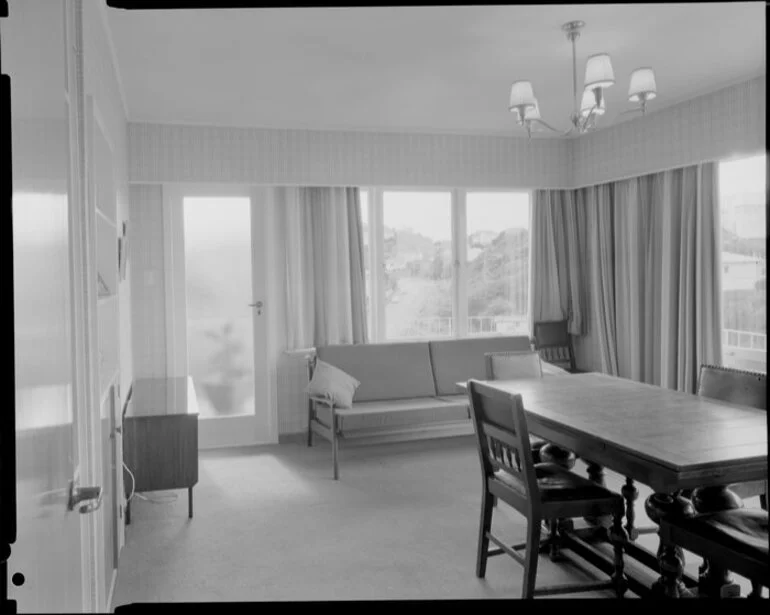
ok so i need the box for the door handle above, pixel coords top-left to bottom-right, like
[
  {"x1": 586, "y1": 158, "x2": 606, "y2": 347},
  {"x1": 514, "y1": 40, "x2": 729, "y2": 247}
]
[
  {"x1": 67, "y1": 480, "x2": 103, "y2": 514},
  {"x1": 249, "y1": 301, "x2": 264, "y2": 315}
]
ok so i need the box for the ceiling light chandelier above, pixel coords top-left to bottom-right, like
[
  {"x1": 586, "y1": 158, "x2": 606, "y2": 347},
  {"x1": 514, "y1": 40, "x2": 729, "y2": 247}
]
[{"x1": 509, "y1": 21, "x2": 658, "y2": 138}]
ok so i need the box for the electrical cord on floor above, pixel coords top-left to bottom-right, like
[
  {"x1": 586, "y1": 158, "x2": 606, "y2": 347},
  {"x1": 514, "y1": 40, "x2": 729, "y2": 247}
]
[
  {"x1": 134, "y1": 492, "x2": 179, "y2": 504},
  {"x1": 121, "y1": 460, "x2": 178, "y2": 504},
  {"x1": 123, "y1": 460, "x2": 136, "y2": 503}
]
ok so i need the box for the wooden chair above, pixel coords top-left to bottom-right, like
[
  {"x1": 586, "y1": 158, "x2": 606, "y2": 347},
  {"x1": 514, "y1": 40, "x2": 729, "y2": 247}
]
[
  {"x1": 467, "y1": 379, "x2": 627, "y2": 599},
  {"x1": 696, "y1": 364, "x2": 767, "y2": 510},
  {"x1": 484, "y1": 351, "x2": 576, "y2": 470},
  {"x1": 658, "y1": 508, "x2": 768, "y2": 598},
  {"x1": 531, "y1": 319, "x2": 580, "y2": 373}
]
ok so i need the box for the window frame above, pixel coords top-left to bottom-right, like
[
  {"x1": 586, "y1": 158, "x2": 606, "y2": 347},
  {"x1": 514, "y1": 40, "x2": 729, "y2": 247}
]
[{"x1": 361, "y1": 186, "x2": 533, "y2": 344}]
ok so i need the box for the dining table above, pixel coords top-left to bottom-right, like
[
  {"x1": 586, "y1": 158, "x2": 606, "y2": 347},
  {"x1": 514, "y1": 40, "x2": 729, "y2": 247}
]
[{"x1": 456, "y1": 372, "x2": 768, "y2": 598}]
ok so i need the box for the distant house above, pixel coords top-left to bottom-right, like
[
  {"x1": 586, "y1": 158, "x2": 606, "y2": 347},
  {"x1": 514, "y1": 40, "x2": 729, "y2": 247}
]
[{"x1": 721, "y1": 251, "x2": 766, "y2": 291}]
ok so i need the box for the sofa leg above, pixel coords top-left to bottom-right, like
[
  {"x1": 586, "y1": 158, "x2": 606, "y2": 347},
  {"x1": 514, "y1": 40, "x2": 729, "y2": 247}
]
[
  {"x1": 307, "y1": 401, "x2": 314, "y2": 447},
  {"x1": 331, "y1": 411, "x2": 339, "y2": 480}
]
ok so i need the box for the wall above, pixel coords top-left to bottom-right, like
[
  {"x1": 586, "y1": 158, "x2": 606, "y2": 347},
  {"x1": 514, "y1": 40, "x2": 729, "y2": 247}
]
[
  {"x1": 128, "y1": 123, "x2": 573, "y2": 189},
  {"x1": 129, "y1": 184, "x2": 167, "y2": 378},
  {"x1": 572, "y1": 75, "x2": 766, "y2": 188}
]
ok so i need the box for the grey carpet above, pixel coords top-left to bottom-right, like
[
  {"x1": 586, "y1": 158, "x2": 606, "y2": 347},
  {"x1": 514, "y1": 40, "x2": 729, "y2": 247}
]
[{"x1": 111, "y1": 435, "x2": 760, "y2": 606}]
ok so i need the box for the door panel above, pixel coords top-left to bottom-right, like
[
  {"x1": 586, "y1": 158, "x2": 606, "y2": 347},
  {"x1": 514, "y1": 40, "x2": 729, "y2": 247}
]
[
  {"x1": 7, "y1": 1, "x2": 84, "y2": 612},
  {"x1": 169, "y1": 187, "x2": 273, "y2": 448}
]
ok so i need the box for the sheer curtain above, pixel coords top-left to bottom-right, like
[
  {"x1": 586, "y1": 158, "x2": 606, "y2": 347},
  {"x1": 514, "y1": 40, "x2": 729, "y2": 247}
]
[{"x1": 277, "y1": 186, "x2": 368, "y2": 349}]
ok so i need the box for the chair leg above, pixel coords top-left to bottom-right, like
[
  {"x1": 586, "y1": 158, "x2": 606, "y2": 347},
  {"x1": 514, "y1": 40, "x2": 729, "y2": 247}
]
[
  {"x1": 760, "y1": 493, "x2": 767, "y2": 511},
  {"x1": 521, "y1": 516, "x2": 542, "y2": 599},
  {"x1": 476, "y1": 491, "x2": 495, "y2": 578}
]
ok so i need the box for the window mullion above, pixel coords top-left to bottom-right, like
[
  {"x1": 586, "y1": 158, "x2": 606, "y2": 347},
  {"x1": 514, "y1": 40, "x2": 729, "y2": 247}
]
[
  {"x1": 372, "y1": 188, "x2": 385, "y2": 343},
  {"x1": 454, "y1": 189, "x2": 468, "y2": 338}
]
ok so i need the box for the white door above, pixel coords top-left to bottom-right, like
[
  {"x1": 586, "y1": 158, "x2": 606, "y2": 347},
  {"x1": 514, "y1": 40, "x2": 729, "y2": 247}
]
[
  {"x1": 7, "y1": 1, "x2": 95, "y2": 611},
  {"x1": 164, "y1": 185, "x2": 276, "y2": 448}
]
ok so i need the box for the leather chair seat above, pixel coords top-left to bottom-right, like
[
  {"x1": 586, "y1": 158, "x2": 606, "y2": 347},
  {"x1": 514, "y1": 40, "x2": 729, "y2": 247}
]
[
  {"x1": 674, "y1": 508, "x2": 768, "y2": 560},
  {"x1": 494, "y1": 462, "x2": 617, "y2": 503}
]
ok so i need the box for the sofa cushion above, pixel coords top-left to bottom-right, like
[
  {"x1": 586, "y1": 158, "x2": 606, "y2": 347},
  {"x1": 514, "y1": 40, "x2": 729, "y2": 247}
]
[
  {"x1": 306, "y1": 359, "x2": 360, "y2": 409},
  {"x1": 317, "y1": 342, "x2": 436, "y2": 402},
  {"x1": 314, "y1": 397, "x2": 469, "y2": 432},
  {"x1": 429, "y1": 336, "x2": 532, "y2": 396}
]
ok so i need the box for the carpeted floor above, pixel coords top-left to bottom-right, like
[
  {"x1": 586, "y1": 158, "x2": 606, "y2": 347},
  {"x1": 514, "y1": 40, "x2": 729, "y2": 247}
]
[{"x1": 111, "y1": 435, "x2": 759, "y2": 607}]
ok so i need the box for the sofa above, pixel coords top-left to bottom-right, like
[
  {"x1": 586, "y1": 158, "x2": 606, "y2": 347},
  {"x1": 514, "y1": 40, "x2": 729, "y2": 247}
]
[{"x1": 306, "y1": 335, "x2": 562, "y2": 479}]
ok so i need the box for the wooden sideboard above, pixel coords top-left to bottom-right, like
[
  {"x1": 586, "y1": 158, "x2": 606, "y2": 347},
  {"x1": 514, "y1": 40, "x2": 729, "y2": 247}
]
[{"x1": 122, "y1": 377, "x2": 199, "y2": 523}]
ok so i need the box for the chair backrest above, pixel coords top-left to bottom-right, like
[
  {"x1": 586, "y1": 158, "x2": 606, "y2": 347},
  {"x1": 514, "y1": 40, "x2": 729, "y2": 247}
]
[
  {"x1": 696, "y1": 364, "x2": 766, "y2": 410},
  {"x1": 532, "y1": 320, "x2": 575, "y2": 372},
  {"x1": 467, "y1": 380, "x2": 539, "y2": 513},
  {"x1": 484, "y1": 351, "x2": 543, "y2": 381}
]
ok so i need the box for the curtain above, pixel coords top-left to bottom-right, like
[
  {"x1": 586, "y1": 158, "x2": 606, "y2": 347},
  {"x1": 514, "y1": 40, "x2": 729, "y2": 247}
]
[
  {"x1": 589, "y1": 162, "x2": 722, "y2": 392},
  {"x1": 279, "y1": 186, "x2": 369, "y2": 349},
  {"x1": 581, "y1": 183, "x2": 619, "y2": 376},
  {"x1": 530, "y1": 189, "x2": 586, "y2": 336}
]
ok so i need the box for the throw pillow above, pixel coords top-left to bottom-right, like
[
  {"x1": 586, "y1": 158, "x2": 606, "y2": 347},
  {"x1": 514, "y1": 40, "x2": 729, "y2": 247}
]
[{"x1": 306, "y1": 359, "x2": 360, "y2": 409}]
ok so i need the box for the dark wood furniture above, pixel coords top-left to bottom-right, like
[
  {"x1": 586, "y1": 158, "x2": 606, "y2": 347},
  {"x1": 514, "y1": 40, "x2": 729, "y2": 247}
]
[
  {"x1": 122, "y1": 377, "x2": 199, "y2": 524},
  {"x1": 531, "y1": 319, "x2": 580, "y2": 373},
  {"x1": 467, "y1": 380, "x2": 627, "y2": 599},
  {"x1": 658, "y1": 502, "x2": 768, "y2": 598},
  {"x1": 456, "y1": 373, "x2": 767, "y2": 598},
  {"x1": 696, "y1": 364, "x2": 767, "y2": 510},
  {"x1": 483, "y1": 351, "x2": 576, "y2": 470}
]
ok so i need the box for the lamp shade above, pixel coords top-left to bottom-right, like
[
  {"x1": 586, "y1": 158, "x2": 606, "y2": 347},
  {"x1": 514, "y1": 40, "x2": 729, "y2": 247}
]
[
  {"x1": 580, "y1": 89, "x2": 605, "y2": 117},
  {"x1": 584, "y1": 53, "x2": 615, "y2": 90},
  {"x1": 628, "y1": 67, "x2": 657, "y2": 102},
  {"x1": 509, "y1": 80, "x2": 537, "y2": 109}
]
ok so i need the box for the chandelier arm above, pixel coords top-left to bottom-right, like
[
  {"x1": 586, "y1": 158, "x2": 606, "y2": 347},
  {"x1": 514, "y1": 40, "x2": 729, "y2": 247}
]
[
  {"x1": 579, "y1": 104, "x2": 598, "y2": 131},
  {"x1": 533, "y1": 118, "x2": 573, "y2": 136}
]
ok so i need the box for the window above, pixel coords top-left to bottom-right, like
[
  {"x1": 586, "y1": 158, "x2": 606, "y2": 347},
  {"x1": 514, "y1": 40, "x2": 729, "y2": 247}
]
[
  {"x1": 382, "y1": 191, "x2": 453, "y2": 339},
  {"x1": 466, "y1": 192, "x2": 530, "y2": 336},
  {"x1": 360, "y1": 188, "x2": 531, "y2": 342},
  {"x1": 718, "y1": 154, "x2": 766, "y2": 372}
]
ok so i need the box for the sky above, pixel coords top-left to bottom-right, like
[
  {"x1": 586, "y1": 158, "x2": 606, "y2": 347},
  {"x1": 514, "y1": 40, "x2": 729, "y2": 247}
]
[{"x1": 361, "y1": 190, "x2": 531, "y2": 241}]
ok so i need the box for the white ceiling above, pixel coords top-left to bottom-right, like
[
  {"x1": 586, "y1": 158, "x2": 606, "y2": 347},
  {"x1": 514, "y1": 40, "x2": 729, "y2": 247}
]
[{"x1": 105, "y1": 3, "x2": 766, "y2": 137}]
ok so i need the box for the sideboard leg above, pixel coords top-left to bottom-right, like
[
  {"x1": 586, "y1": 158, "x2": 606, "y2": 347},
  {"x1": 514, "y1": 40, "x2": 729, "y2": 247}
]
[
  {"x1": 125, "y1": 500, "x2": 131, "y2": 526},
  {"x1": 188, "y1": 487, "x2": 193, "y2": 519}
]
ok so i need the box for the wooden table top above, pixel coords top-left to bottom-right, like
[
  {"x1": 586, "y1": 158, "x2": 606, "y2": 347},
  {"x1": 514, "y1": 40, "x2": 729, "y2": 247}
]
[
  {"x1": 125, "y1": 377, "x2": 199, "y2": 419},
  {"x1": 457, "y1": 373, "x2": 767, "y2": 492}
]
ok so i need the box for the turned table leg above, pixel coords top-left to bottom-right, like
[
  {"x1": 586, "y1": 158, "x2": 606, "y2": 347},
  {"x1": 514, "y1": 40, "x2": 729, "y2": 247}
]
[
  {"x1": 645, "y1": 493, "x2": 696, "y2": 598},
  {"x1": 621, "y1": 478, "x2": 639, "y2": 541},
  {"x1": 690, "y1": 485, "x2": 743, "y2": 598},
  {"x1": 584, "y1": 461, "x2": 610, "y2": 526}
]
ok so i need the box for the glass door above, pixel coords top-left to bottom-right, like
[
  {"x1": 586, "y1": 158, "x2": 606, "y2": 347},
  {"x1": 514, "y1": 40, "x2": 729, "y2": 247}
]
[{"x1": 183, "y1": 196, "x2": 256, "y2": 422}]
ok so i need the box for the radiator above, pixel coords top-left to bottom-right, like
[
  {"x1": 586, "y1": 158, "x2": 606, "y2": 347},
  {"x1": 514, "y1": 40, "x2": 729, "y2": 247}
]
[{"x1": 277, "y1": 348, "x2": 315, "y2": 436}]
